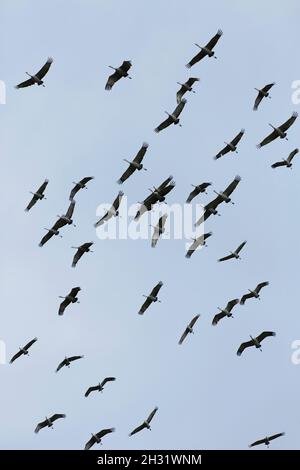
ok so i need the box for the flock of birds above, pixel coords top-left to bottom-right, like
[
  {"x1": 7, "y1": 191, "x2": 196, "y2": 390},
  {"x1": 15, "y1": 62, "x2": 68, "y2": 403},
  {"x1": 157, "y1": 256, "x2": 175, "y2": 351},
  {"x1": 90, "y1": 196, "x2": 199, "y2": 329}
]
[{"x1": 14, "y1": 28, "x2": 297, "y2": 450}]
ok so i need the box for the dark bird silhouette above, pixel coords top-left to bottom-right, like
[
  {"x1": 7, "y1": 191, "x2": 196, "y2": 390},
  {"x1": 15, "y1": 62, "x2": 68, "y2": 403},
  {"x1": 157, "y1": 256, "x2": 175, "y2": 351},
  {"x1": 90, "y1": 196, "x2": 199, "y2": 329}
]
[
  {"x1": 218, "y1": 241, "x2": 247, "y2": 262},
  {"x1": 271, "y1": 148, "x2": 299, "y2": 169},
  {"x1": 212, "y1": 299, "x2": 239, "y2": 325},
  {"x1": 154, "y1": 99, "x2": 186, "y2": 133},
  {"x1": 58, "y1": 287, "x2": 81, "y2": 316},
  {"x1": 39, "y1": 200, "x2": 76, "y2": 247},
  {"x1": 134, "y1": 176, "x2": 175, "y2": 221},
  {"x1": 129, "y1": 407, "x2": 158, "y2": 436},
  {"x1": 237, "y1": 331, "x2": 276, "y2": 356},
  {"x1": 94, "y1": 191, "x2": 123, "y2": 227},
  {"x1": 15, "y1": 57, "x2": 53, "y2": 88},
  {"x1": 151, "y1": 214, "x2": 168, "y2": 248},
  {"x1": 71, "y1": 242, "x2": 94, "y2": 268},
  {"x1": 85, "y1": 377, "x2": 116, "y2": 397},
  {"x1": 34, "y1": 414, "x2": 66, "y2": 433},
  {"x1": 117, "y1": 143, "x2": 149, "y2": 184},
  {"x1": 253, "y1": 83, "x2": 275, "y2": 110},
  {"x1": 139, "y1": 282, "x2": 163, "y2": 315},
  {"x1": 195, "y1": 176, "x2": 241, "y2": 226},
  {"x1": 69, "y1": 177, "x2": 94, "y2": 201},
  {"x1": 214, "y1": 130, "x2": 245, "y2": 159},
  {"x1": 185, "y1": 232, "x2": 212, "y2": 258},
  {"x1": 10, "y1": 338, "x2": 37, "y2": 364},
  {"x1": 179, "y1": 315, "x2": 200, "y2": 344},
  {"x1": 240, "y1": 282, "x2": 269, "y2": 305},
  {"x1": 56, "y1": 355, "x2": 83, "y2": 372},
  {"x1": 176, "y1": 77, "x2": 199, "y2": 103},
  {"x1": 186, "y1": 182, "x2": 212, "y2": 203},
  {"x1": 249, "y1": 432, "x2": 285, "y2": 448},
  {"x1": 25, "y1": 179, "x2": 48, "y2": 212},
  {"x1": 105, "y1": 60, "x2": 132, "y2": 90},
  {"x1": 186, "y1": 30, "x2": 223, "y2": 68},
  {"x1": 257, "y1": 112, "x2": 298, "y2": 148},
  {"x1": 84, "y1": 428, "x2": 115, "y2": 450}
]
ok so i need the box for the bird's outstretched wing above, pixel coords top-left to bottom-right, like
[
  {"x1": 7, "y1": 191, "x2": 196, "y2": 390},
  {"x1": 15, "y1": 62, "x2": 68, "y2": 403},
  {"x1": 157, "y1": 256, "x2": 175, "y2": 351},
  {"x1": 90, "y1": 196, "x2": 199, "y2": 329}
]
[
  {"x1": 56, "y1": 359, "x2": 67, "y2": 372},
  {"x1": 253, "y1": 93, "x2": 264, "y2": 111},
  {"x1": 113, "y1": 191, "x2": 123, "y2": 211},
  {"x1": 9, "y1": 350, "x2": 23, "y2": 364},
  {"x1": 68, "y1": 355, "x2": 83, "y2": 363},
  {"x1": 212, "y1": 311, "x2": 226, "y2": 326},
  {"x1": 34, "y1": 419, "x2": 47, "y2": 433},
  {"x1": 147, "y1": 407, "x2": 158, "y2": 423},
  {"x1": 139, "y1": 297, "x2": 152, "y2": 315},
  {"x1": 97, "y1": 428, "x2": 115, "y2": 439},
  {"x1": 218, "y1": 253, "x2": 234, "y2": 262},
  {"x1": 133, "y1": 142, "x2": 148, "y2": 164},
  {"x1": 269, "y1": 432, "x2": 285, "y2": 442},
  {"x1": 214, "y1": 143, "x2": 231, "y2": 159},
  {"x1": 35, "y1": 57, "x2": 53, "y2": 80},
  {"x1": 15, "y1": 77, "x2": 35, "y2": 89},
  {"x1": 205, "y1": 29, "x2": 223, "y2": 51},
  {"x1": 256, "y1": 331, "x2": 276, "y2": 343},
  {"x1": 117, "y1": 165, "x2": 135, "y2": 184},
  {"x1": 150, "y1": 281, "x2": 163, "y2": 298},
  {"x1": 94, "y1": 210, "x2": 110, "y2": 227},
  {"x1": 101, "y1": 377, "x2": 116, "y2": 388},
  {"x1": 84, "y1": 436, "x2": 96, "y2": 450},
  {"x1": 185, "y1": 238, "x2": 201, "y2": 258},
  {"x1": 50, "y1": 414, "x2": 66, "y2": 423},
  {"x1": 255, "y1": 281, "x2": 269, "y2": 294},
  {"x1": 240, "y1": 292, "x2": 254, "y2": 305},
  {"x1": 39, "y1": 229, "x2": 55, "y2": 247},
  {"x1": 129, "y1": 423, "x2": 146, "y2": 436},
  {"x1": 58, "y1": 298, "x2": 70, "y2": 316},
  {"x1": 154, "y1": 115, "x2": 173, "y2": 133},
  {"x1": 173, "y1": 99, "x2": 186, "y2": 118},
  {"x1": 249, "y1": 438, "x2": 266, "y2": 447},
  {"x1": 230, "y1": 130, "x2": 245, "y2": 147},
  {"x1": 176, "y1": 84, "x2": 187, "y2": 104},
  {"x1": 186, "y1": 187, "x2": 200, "y2": 203},
  {"x1": 287, "y1": 148, "x2": 299, "y2": 163},
  {"x1": 223, "y1": 175, "x2": 241, "y2": 197},
  {"x1": 271, "y1": 161, "x2": 286, "y2": 168},
  {"x1": 278, "y1": 112, "x2": 298, "y2": 132},
  {"x1": 65, "y1": 200, "x2": 75, "y2": 219},
  {"x1": 226, "y1": 299, "x2": 239, "y2": 312},
  {"x1": 69, "y1": 184, "x2": 80, "y2": 201},
  {"x1": 189, "y1": 314, "x2": 200, "y2": 329},
  {"x1": 25, "y1": 195, "x2": 39, "y2": 211},
  {"x1": 105, "y1": 71, "x2": 120, "y2": 90},
  {"x1": 72, "y1": 249, "x2": 84, "y2": 268},
  {"x1": 237, "y1": 339, "x2": 254, "y2": 356},
  {"x1": 257, "y1": 129, "x2": 279, "y2": 148},
  {"x1": 70, "y1": 287, "x2": 81, "y2": 297},
  {"x1": 24, "y1": 338, "x2": 38, "y2": 351},
  {"x1": 85, "y1": 385, "x2": 100, "y2": 397},
  {"x1": 236, "y1": 241, "x2": 247, "y2": 254}
]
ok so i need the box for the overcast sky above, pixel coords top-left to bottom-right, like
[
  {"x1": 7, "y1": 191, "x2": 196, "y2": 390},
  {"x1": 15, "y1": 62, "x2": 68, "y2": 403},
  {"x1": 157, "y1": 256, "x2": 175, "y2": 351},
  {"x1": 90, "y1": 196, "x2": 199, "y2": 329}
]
[{"x1": 1, "y1": 0, "x2": 300, "y2": 450}]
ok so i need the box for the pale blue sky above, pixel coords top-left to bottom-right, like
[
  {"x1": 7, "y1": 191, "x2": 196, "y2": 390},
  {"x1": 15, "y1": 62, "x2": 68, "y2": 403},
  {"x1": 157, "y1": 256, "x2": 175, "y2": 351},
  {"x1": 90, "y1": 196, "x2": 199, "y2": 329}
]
[{"x1": 1, "y1": 0, "x2": 300, "y2": 450}]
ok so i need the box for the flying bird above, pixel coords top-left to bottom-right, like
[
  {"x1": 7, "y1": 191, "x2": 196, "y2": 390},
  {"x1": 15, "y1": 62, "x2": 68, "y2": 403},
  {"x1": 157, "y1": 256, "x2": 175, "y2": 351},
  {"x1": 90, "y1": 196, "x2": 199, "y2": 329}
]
[
  {"x1": 186, "y1": 30, "x2": 223, "y2": 68},
  {"x1": 237, "y1": 331, "x2": 276, "y2": 356},
  {"x1": 25, "y1": 179, "x2": 49, "y2": 212},
  {"x1": 253, "y1": 83, "x2": 275, "y2": 111},
  {"x1": 71, "y1": 242, "x2": 94, "y2": 268},
  {"x1": 105, "y1": 60, "x2": 132, "y2": 90},
  {"x1": 84, "y1": 428, "x2": 115, "y2": 450},
  {"x1": 58, "y1": 287, "x2": 81, "y2": 316},
  {"x1": 176, "y1": 77, "x2": 199, "y2": 103},
  {"x1": 34, "y1": 414, "x2": 66, "y2": 433},
  {"x1": 154, "y1": 99, "x2": 186, "y2": 133},
  {"x1": 129, "y1": 407, "x2": 158, "y2": 436},
  {"x1": 212, "y1": 299, "x2": 239, "y2": 325},
  {"x1": 56, "y1": 355, "x2": 83, "y2": 372},
  {"x1": 151, "y1": 214, "x2": 168, "y2": 248},
  {"x1": 40, "y1": 200, "x2": 76, "y2": 247},
  {"x1": 186, "y1": 232, "x2": 212, "y2": 258},
  {"x1": 85, "y1": 377, "x2": 116, "y2": 397},
  {"x1": 240, "y1": 282, "x2": 269, "y2": 305},
  {"x1": 15, "y1": 57, "x2": 53, "y2": 88},
  {"x1": 134, "y1": 176, "x2": 175, "y2": 221},
  {"x1": 10, "y1": 338, "x2": 37, "y2": 364},
  {"x1": 195, "y1": 176, "x2": 241, "y2": 226},
  {"x1": 186, "y1": 182, "x2": 212, "y2": 203},
  {"x1": 117, "y1": 143, "x2": 149, "y2": 184},
  {"x1": 218, "y1": 241, "x2": 247, "y2": 262},
  {"x1": 271, "y1": 148, "x2": 299, "y2": 169},
  {"x1": 69, "y1": 177, "x2": 94, "y2": 201},
  {"x1": 178, "y1": 315, "x2": 200, "y2": 344},
  {"x1": 214, "y1": 130, "x2": 245, "y2": 159},
  {"x1": 138, "y1": 281, "x2": 163, "y2": 315},
  {"x1": 257, "y1": 112, "x2": 298, "y2": 148},
  {"x1": 94, "y1": 191, "x2": 123, "y2": 227},
  {"x1": 249, "y1": 432, "x2": 285, "y2": 448}
]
